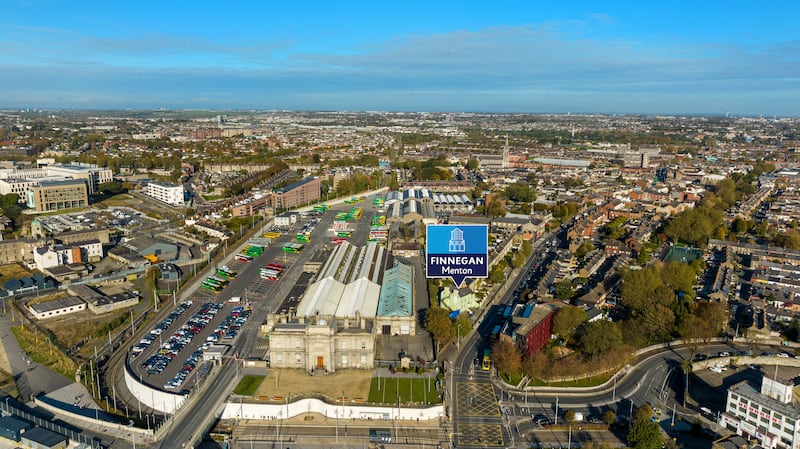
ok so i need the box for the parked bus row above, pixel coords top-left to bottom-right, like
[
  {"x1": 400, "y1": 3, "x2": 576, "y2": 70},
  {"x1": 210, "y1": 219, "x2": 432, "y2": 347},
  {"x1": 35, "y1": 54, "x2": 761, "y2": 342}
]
[
  {"x1": 259, "y1": 262, "x2": 285, "y2": 280},
  {"x1": 202, "y1": 275, "x2": 229, "y2": 292}
]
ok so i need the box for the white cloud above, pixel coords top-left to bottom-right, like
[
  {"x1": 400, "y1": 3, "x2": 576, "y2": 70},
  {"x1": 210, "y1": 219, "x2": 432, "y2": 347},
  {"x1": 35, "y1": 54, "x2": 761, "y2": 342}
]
[{"x1": 1, "y1": 21, "x2": 799, "y2": 114}]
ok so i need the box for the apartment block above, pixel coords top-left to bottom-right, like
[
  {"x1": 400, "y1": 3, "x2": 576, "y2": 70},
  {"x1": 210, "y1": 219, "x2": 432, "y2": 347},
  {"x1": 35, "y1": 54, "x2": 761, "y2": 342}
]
[
  {"x1": 269, "y1": 177, "x2": 320, "y2": 210},
  {"x1": 143, "y1": 181, "x2": 185, "y2": 206}
]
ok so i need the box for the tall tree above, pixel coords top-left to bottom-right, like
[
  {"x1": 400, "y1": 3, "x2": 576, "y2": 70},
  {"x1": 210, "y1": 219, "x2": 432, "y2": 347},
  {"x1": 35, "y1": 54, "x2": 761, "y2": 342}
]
[
  {"x1": 424, "y1": 307, "x2": 453, "y2": 347},
  {"x1": 627, "y1": 405, "x2": 662, "y2": 449},
  {"x1": 486, "y1": 195, "x2": 506, "y2": 217},
  {"x1": 578, "y1": 320, "x2": 624, "y2": 357},
  {"x1": 602, "y1": 410, "x2": 617, "y2": 426},
  {"x1": 554, "y1": 278, "x2": 576, "y2": 301},
  {"x1": 552, "y1": 307, "x2": 588, "y2": 344},
  {"x1": 521, "y1": 352, "x2": 548, "y2": 380},
  {"x1": 491, "y1": 338, "x2": 522, "y2": 374},
  {"x1": 695, "y1": 301, "x2": 729, "y2": 336}
]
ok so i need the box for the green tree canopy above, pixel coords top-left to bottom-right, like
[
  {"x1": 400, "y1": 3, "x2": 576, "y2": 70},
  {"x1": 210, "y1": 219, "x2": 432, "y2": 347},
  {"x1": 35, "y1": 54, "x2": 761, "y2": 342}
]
[
  {"x1": 695, "y1": 301, "x2": 729, "y2": 336},
  {"x1": 504, "y1": 182, "x2": 536, "y2": 203},
  {"x1": 554, "y1": 278, "x2": 576, "y2": 301},
  {"x1": 602, "y1": 217, "x2": 628, "y2": 240},
  {"x1": 491, "y1": 338, "x2": 522, "y2": 374},
  {"x1": 603, "y1": 410, "x2": 617, "y2": 426},
  {"x1": 454, "y1": 314, "x2": 472, "y2": 342},
  {"x1": 660, "y1": 261, "x2": 698, "y2": 295},
  {"x1": 574, "y1": 240, "x2": 594, "y2": 259},
  {"x1": 424, "y1": 307, "x2": 453, "y2": 347},
  {"x1": 488, "y1": 262, "x2": 506, "y2": 284},
  {"x1": 486, "y1": 195, "x2": 506, "y2": 217},
  {"x1": 552, "y1": 306, "x2": 588, "y2": 343},
  {"x1": 577, "y1": 320, "x2": 623, "y2": 357},
  {"x1": 773, "y1": 230, "x2": 800, "y2": 249},
  {"x1": 627, "y1": 405, "x2": 662, "y2": 449},
  {"x1": 99, "y1": 181, "x2": 124, "y2": 195}
]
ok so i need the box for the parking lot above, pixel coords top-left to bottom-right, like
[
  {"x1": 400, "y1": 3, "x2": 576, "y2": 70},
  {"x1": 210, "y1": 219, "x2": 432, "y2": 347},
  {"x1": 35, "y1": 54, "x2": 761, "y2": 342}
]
[{"x1": 131, "y1": 299, "x2": 252, "y2": 392}]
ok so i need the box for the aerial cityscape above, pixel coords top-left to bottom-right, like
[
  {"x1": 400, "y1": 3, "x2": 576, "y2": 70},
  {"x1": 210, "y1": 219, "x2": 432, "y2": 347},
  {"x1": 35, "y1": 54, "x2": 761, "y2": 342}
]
[{"x1": 1, "y1": 2, "x2": 800, "y2": 449}]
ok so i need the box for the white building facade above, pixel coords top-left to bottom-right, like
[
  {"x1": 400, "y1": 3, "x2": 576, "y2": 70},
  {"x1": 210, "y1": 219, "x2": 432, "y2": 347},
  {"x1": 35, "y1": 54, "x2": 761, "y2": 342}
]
[
  {"x1": 143, "y1": 182, "x2": 185, "y2": 206},
  {"x1": 723, "y1": 376, "x2": 800, "y2": 449}
]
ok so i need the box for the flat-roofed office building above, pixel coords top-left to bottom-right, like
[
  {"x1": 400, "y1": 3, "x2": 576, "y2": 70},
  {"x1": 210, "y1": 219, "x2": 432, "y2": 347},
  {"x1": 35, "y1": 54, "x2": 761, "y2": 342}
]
[{"x1": 25, "y1": 179, "x2": 88, "y2": 212}]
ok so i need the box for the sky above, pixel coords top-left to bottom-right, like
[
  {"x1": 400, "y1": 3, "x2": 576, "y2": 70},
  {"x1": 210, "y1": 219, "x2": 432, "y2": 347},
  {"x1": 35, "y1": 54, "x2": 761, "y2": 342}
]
[{"x1": 1, "y1": 0, "x2": 800, "y2": 115}]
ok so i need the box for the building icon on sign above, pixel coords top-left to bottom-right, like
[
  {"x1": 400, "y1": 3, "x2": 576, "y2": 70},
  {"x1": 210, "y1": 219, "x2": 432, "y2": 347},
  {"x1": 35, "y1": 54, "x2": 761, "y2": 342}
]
[{"x1": 448, "y1": 228, "x2": 465, "y2": 252}]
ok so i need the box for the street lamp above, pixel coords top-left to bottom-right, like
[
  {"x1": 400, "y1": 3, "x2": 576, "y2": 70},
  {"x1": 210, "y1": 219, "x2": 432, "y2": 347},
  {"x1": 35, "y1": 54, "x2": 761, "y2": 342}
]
[{"x1": 555, "y1": 397, "x2": 559, "y2": 425}]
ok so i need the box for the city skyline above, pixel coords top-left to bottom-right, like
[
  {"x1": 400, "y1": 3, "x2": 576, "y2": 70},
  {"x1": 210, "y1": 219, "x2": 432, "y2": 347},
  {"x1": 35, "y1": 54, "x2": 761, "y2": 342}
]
[{"x1": 2, "y1": 0, "x2": 800, "y2": 115}]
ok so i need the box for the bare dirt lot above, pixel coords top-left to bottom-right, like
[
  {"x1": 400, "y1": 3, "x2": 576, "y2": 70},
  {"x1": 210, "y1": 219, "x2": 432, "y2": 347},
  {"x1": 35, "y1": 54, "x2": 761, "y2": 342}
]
[{"x1": 252, "y1": 369, "x2": 373, "y2": 402}]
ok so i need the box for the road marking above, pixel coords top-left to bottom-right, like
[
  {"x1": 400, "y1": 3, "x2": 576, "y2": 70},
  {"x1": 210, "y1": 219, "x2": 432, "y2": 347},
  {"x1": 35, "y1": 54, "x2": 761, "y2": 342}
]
[{"x1": 456, "y1": 423, "x2": 504, "y2": 447}]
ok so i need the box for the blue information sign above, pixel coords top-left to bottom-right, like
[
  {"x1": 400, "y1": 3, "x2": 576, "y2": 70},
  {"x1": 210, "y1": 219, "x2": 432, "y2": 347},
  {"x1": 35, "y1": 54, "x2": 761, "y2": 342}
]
[{"x1": 426, "y1": 224, "x2": 488, "y2": 286}]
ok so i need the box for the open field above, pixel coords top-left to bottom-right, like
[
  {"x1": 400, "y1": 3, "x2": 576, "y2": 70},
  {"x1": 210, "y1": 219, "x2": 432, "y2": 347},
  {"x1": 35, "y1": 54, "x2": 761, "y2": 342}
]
[
  {"x1": 368, "y1": 376, "x2": 441, "y2": 405},
  {"x1": 250, "y1": 369, "x2": 442, "y2": 406},
  {"x1": 234, "y1": 375, "x2": 264, "y2": 396},
  {"x1": 253, "y1": 369, "x2": 372, "y2": 402}
]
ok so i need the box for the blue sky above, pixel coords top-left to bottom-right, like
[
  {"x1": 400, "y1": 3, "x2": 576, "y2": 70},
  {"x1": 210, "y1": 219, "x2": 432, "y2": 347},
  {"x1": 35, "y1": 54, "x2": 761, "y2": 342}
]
[{"x1": 2, "y1": 0, "x2": 799, "y2": 115}]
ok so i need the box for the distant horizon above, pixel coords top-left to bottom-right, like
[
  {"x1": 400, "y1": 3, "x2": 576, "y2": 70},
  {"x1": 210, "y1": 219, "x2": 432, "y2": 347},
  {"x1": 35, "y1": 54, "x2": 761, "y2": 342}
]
[
  {"x1": 3, "y1": 1, "x2": 800, "y2": 116},
  {"x1": 1, "y1": 107, "x2": 794, "y2": 120}
]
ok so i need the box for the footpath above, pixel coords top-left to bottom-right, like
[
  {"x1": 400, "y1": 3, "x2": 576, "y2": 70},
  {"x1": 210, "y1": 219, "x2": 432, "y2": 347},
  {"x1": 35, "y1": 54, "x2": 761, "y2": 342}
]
[{"x1": 233, "y1": 412, "x2": 447, "y2": 448}]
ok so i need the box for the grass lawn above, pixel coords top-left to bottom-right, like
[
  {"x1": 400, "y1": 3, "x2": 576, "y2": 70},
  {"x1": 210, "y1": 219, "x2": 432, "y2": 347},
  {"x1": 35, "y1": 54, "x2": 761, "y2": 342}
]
[
  {"x1": 500, "y1": 370, "x2": 524, "y2": 387},
  {"x1": 367, "y1": 376, "x2": 441, "y2": 406},
  {"x1": 234, "y1": 375, "x2": 265, "y2": 396},
  {"x1": 202, "y1": 194, "x2": 227, "y2": 201}
]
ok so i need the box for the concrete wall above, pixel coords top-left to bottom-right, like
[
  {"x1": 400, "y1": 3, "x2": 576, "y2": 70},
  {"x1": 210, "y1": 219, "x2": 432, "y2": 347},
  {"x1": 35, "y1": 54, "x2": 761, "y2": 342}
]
[
  {"x1": 692, "y1": 355, "x2": 800, "y2": 371},
  {"x1": 220, "y1": 397, "x2": 444, "y2": 421},
  {"x1": 123, "y1": 358, "x2": 186, "y2": 414}
]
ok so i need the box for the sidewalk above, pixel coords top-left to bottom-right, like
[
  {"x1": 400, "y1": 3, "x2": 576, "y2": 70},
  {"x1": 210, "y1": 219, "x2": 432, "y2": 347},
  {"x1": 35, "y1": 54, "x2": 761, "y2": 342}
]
[{"x1": 233, "y1": 412, "x2": 447, "y2": 448}]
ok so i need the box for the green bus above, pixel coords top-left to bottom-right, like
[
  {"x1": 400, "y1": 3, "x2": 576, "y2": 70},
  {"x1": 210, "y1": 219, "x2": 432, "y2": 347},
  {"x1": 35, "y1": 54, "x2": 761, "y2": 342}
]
[
  {"x1": 216, "y1": 269, "x2": 237, "y2": 279},
  {"x1": 202, "y1": 282, "x2": 223, "y2": 292},
  {"x1": 282, "y1": 243, "x2": 304, "y2": 253}
]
